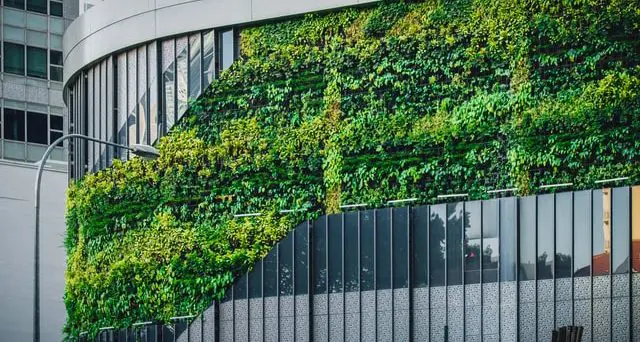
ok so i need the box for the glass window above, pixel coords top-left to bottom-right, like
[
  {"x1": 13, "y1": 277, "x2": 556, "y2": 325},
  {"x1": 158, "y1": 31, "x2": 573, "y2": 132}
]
[
  {"x1": 49, "y1": 66, "x2": 62, "y2": 81},
  {"x1": 294, "y1": 222, "x2": 308, "y2": 295},
  {"x1": 279, "y1": 233, "x2": 293, "y2": 296},
  {"x1": 537, "y1": 194, "x2": 554, "y2": 279},
  {"x1": 344, "y1": 212, "x2": 359, "y2": 292},
  {"x1": 49, "y1": 1, "x2": 62, "y2": 16},
  {"x1": 50, "y1": 130, "x2": 62, "y2": 145},
  {"x1": 127, "y1": 49, "x2": 137, "y2": 145},
  {"x1": 593, "y1": 189, "x2": 611, "y2": 276},
  {"x1": 147, "y1": 42, "x2": 158, "y2": 143},
  {"x1": 429, "y1": 204, "x2": 446, "y2": 286},
  {"x1": 376, "y1": 208, "x2": 391, "y2": 289},
  {"x1": 5, "y1": 0, "x2": 25, "y2": 10},
  {"x1": 263, "y1": 248, "x2": 277, "y2": 297},
  {"x1": 554, "y1": 192, "x2": 573, "y2": 278},
  {"x1": 248, "y1": 260, "x2": 262, "y2": 298},
  {"x1": 360, "y1": 210, "x2": 375, "y2": 291},
  {"x1": 500, "y1": 197, "x2": 517, "y2": 282},
  {"x1": 4, "y1": 42, "x2": 25, "y2": 75},
  {"x1": 26, "y1": 111, "x2": 47, "y2": 144},
  {"x1": 328, "y1": 214, "x2": 342, "y2": 293},
  {"x1": 482, "y1": 199, "x2": 499, "y2": 282},
  {"x1": 612, "y1": 187, "x2": 630, "y2": 274},
  {"x1": 176, "y1": 37, "x2": 188, "y2": 119},
  {"x1": 574, "y1": 191, "x2": 592, "y2": 276},
  {"x1": 313, "y1": 216, "x2": 327, "y2": 294},
  {"x1": 27, "y1": 0, "x2": 46, "y2": 13},
  {"x1": 202, "y1": 30, "x2": 215, "y2": 86},
  {"x1": 393, "y1": 207, "x2": 409, "y2": 288},
  {"x1": 26, "y1": 46, "x2": 46, "y2": 78},
  {"x1": 219, "y1": 29, "x2": 235, "y2": 71},
  {"x1": 412, "y1": 206, "x2": 429, "y2": 287},
  {"x1": 189, "y1": 34, "x2": 202, "y2": 99},
  {"x1": 50, "y1": 50, "x2": 62, "y2": 65},
  {"x1": 117, "y1": 53, "x2": 128, "y2": 150},
  {"x1": 4, "y1": 108, "x2": 25, "y2": 141},
  {"x1": 464, "y1": 201, "x2": 482, "y2": 284},
  {"x1": 162, "y1": 39, "x2": 176, "y2": 131},
  {"x1": 234, "y1": 274, "x2": 247, "y2": 299},
  {"x1": 632, "y1": 187, "x2": 640, "y2": 272},
  {"x1": 137, "y1": 46, "x2": 148, "y2": 145},
  {"x1": 446, "y1": 203, "x2": 463, "y2": 285},
  {"x1": 49, "y1": 17, "x2": 64, "y2": 34}
]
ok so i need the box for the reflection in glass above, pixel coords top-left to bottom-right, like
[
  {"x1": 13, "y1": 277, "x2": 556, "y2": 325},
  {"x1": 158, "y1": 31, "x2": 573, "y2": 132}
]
[
  {"x1": 106, "y1": 57, "x2": 114, "y2": 164},
  {"x1": 574, "y1": 191, "x2": 592, "y2": 276},
  {"x1": 99, "y1": 62, "x2": 107, "y2": 169},
  {"x1": 446, "y1": 203, "x2": 463, "y2": 285},
  {"x1": 555, "y1": 192, "x2": 573, "y2": 278},
  {"x1": 537, "y1": 194, "x2": 554, "y2": 279},
  {"x1": 137, "y1": 46, "x2": 148, "y2": 145},
  {"x1": 500, "y1": 197, "x2": 517, "y2": 281},
  {"x1": 412, "y1": 206, "x2": 429, "y2": 287},
  {"x1": 162, "y1": 40, "x2": 175, "y2": 131},
  {"x1": 87, "y1": 68, "x2": 94, "y2": 170},
  {"x1": 465, "y1": 201, "x2": 482, "y2": 284},
  {"x1": 202, "y1": 30, "x2": 215, "y2": 86},
  {"x1": 429, "y1": 204, "x2": 446, "y2": 286},
  {"x1": 360, "y1": 210, "x2": 375, "y2": 291},
  {"x1": 328, "y1": 215, "x2": 342, "y2": 293},
  {"x1": 279, "y1": 233, "x2": 293, "y2": 295},
  {"x1": 127, "y1": 49, "x2": 137, "y2": 145},
  {"x1": 189, "y1": 34, "x2": 202, "y2": 99},
  {"x1": 633, "y1": 187, "x2": 640, "y2": 272},
  {"x1": 148, "y1": 42, "x2": 158, "y2": 143},
  {"x1": 376, "y1": 209, "x2": 391, "y2": 289},
  {"x1": 117, "y1": 53, "x2": 127, "y2": 154},
  {"x1": 313, "y1": 216, "x2": 327, "y2": 294},
  {"x1": 263, "y1": 248, "x2": 277, "y2": 297},
  {"x1": 220, "y1": 29, "x2": 235, "y2": 71},
  {"x1": 235, "y1": 274, "x2": 247, "y2": 299},
  {"x1": 176, "y1": 37, "x2": 188, "y2": 119},
  {"x1": 344, "y1": 212, "x2": 359, "y2": 292},
  {"x1": 294, "y1": 223, "x2": 308, "y2": 295},
  {"x1": 612, "y1": 187, "x2": 630, "y2": 274},
  {"x1": 593, "y1": 189, "x2": 610, "y2": 276},
  {"x1": 248, "y1": 260, "x2": 262, "y2": 298},
  {"x1": 393, "y1": 207, "x2": 409, "y2": 288},
  {"x1": 483, "y1": 199, "x2": 499, "y2": 282}
]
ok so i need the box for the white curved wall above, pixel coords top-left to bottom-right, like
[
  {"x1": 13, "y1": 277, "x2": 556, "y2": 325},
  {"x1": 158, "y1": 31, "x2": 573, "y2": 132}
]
[{"x1": 62, "y1": 0, "x2": 377, "y2": 86}]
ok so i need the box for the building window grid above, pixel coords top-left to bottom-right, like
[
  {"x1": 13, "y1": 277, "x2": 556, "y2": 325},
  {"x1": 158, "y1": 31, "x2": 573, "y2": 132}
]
[{"x1": 3, "y1": 0, "x2": 62, "y2": 16}]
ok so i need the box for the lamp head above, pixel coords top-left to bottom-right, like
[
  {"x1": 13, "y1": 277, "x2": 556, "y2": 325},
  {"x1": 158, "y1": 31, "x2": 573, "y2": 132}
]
[{"x1": 130, "y1": 144, "x2": 160, "y2": 159}]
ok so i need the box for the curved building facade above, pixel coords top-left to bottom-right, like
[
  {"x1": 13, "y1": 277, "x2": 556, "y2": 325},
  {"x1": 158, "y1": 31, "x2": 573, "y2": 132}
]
[{"x1": 63, "y1": 0, "x2": 376, "y2": 178}]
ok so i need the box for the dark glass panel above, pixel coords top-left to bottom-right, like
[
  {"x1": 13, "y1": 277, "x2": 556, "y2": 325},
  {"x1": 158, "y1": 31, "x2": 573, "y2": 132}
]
[
  {"x1": 429, "y1": 204, "x2": 446, "y2": 286},
  {"x1": 294, "y1": 223, "x2": 309, "y2": 294},
  {"x1": 574, "y1": 191, "x2": 592, "y2": 276},
  {"x1": 50, "y1": 1, "x2": 62, "y2": 16},
  {"x1": 27, "y1": 46, "x2": 47, "y2": 79},
  {"x1": 50, "y1": 50, "x2": 63, "y2": 65},
  {"x1": 313, "y1": 216, "x2": 327, "y2": 294},
  {"x1": 161, "y1": 325, "x2": 174, "y2": 342},
  {"x1": 633, "y1": 187, "x2": 640, "y2": 272},
  {"x1": 49, "y1": 66, "x2": 63, "y2": 81},
  {"x1": 50, "y1": 131, "x2": 62, "y2": 147},
  {"x1": 344, "y1": 212, "x2": 359, "y2": 292},
  {"x1": 555, "y1": 192, "x2": 573, "y2": 278},
  {"x1": 3, "y1": 43, "x2": 25, "y2": 75},
  {"x1": 537, "y1": 194, "x2": 554, "y2": 279},
  {"x1": 235, "y1": 274, "x2": 247, "y2": 299},
  {"x1": 50, "y1": 115, "x2": 63, "y2": 130},
  {"x1": 248, "y1": 260, "x2": 262, "y2": 298},
  {"x1": 279, "y1": 233, "x2": 293, "y2": 295},
  {"x1": 27, "y1": 0, "x2": 46, "y2": 13},
  {"x1": 4, "y1": 108, "x2": 25, "y2": 141},
  {"x1": 376, "y1": 209, "x2": 391, "y2": 289},
  {"x1": 174, "y1": 321, "x2": 187, "y2": 340},
  {"x1": 446, "y1": 203, "x2": 463, "y2": 285},
  {"x1": 26, "y1": 111, "x2": 47, "y2": 144},
  {"x1": 593, "y1": 189, "x2": 610, "y2": 276},
  {"x1": 360, "y1": 210, "x2": 375, "y2": 291},
  {"x1": 465, "y1": 201, "x2": 482, "y2": 284},
  {"x1": 412, "y1": 206, "x2": 429, "y2": 287},
  {"x1": 482, "y1": 199, "x2": 499, "y2": 282},
  {"x1": 393, "y1": 207, "x2": 409, "y2": 288},
  {"x1": 263, "y1": 248, "x2": 278, "y2": 297},
  {"x1": 500, "y1": 197, "x2": 517, "y2": 281},
  {"x1": 612, "y1": 187, "x2": 630, "y2": 274},
  {"x1": 4, "y1": 0, "x2": 24, "y2": 9},
  {"x1": 328, "y1": 214, "x2": 343, "y2": 293}
]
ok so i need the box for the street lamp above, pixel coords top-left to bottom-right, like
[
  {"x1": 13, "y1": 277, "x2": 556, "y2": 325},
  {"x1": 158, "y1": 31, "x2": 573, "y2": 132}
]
[{"x1": 33, "y1": 133, "x2": 160, "y2": 342}]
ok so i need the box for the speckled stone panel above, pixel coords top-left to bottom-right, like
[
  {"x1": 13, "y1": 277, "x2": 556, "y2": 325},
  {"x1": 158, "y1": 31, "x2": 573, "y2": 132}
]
[
  {"x1": 377, "y1": 310, "x2": 392, "y2": 342},
  {"x1": 394, "y1": 288, "x2": 409, "y2": 310},
  {"x1": 202, "y1": 305, "x2": 216, "y2": 342},
  {"x1": 377, "y1": 289, "x2": 392, "y2": 311},
  {"x1": 483, "y1": 283, "x2": 499, "y2": 307},
  {"x1": 345, "y1": 292, "x2": 359, "y2": 314},
  {"x1": 482, "y1": 283, "x2": 499, "y2": 337},
  {"x1": 573, "y1": 299, "x2": 591, "y2": 342},
  {"x1": 555, "y1": 301, "x2": 572, "y2": 328},
  {"x1": 519, "y1": 280, "x2": 536, "y2": 303},
  {"x1": 413, "y1": 287, "x2": 429, "y2": 310},
  {"x1": 313, "y1": 315, "x2": 328, "y2": 342},
  {"x1": 500, "y1": 304, "x2": 517, "y2": 342},
  {"x1": 329, "y1": 314, "x2": 345, "y2": 342},
  {"x1": 412, "y1": 309, "x2": 429, "y2": 341},
  {"x1": 361, "y1": 290, "x2": 376, "y2": 313},
  {"x1": 188, "y1": 317, "x2": 202, "y2": 342},
  {"x1": 537, "y1": 279, "x2": 554, "y2": 302},
  {"x1": 633, "y1": 297, "x2": 640, "y2": 342},
  {"x1": 593, "y1": 298, "x2": 611, "y2": 342},
  {"x1": 361, "y1": 310, "x2": 376, "y2": 341},
  {"x1": 537, "y1": 301, "x2": 554, "y2": 342},
  {"x1": 612, "y1": 297, "x2": 630, "y2": 342},
  {"x1": 634, "y1": 273, "x2": 640, "y2": 297},
  {"x1": 280, "y1": 316, "x2": 295, "y2": 342},
  {"x1": 220, "y1": 300, "x2": 234, "y2": 321},
  {"x1": 482, "y1": 334, "x2": 498, "y2": 342},
  {"x1": 430, "y1": 307, "x2": 446, "y2": 342},
  {"x1": 465, "y1": 305, "x2": 482, "y2": 337},
  {"x1": 612, "y1": 274, "x2": 630, "y2": 298},
  {"x1": 314, "y1": 294, "x2": 328, "y2": 315},
  {"x1": 574, "y1": 276, "x2": 592, "y2": 300},
  {"x1": 295, "y1": 295, "x2": 309, "y2": 316},
  {"x1": 264, "y1": 317, "x2": 278, "y2": 342},
  {"x1": 448, "y1": 285, "x2": 464, "y2": 307},
  {"x1": 250, "y1": 319, "x2": 263, "y2": 342},
  {"x1": 394, "y1": 289, "x2": 410, "y2": 338},
  {"x1": 219, "y1": 319, "x2": 234, "y2": 342},
  {"x1": 295, "y1": 317, "x2": 310, "y2": 342},
  {"x1": 555, "y1": 278, "x2": 572, "y2": 301},
  {"x1": 466, "y1": 284, "x2": 481, "y2": 307},
  {"x1": 465, "y1": 334, "x2": 482, "y2": 342},
  {"x1": 593, "y1": 275, "x2": 611, "y2": 299},
  {"x1": 250, "y1": 298, "x2": 263, "y2": 319},
  {"x1": 235, "y1": 299, "x2": 249, "y2": 341},
  {"x1": 431, "y1": 286, "x2": 446, "y2": 308},
  {"x1": 500, "y1": 282, "x2": 517, "y2": 306},
  {"x1": 264, "y1": 297, "x2": 278, "y2": 318},
  {"x1": 280, "y1": 295, "x2": 295, "y2": 317},
  {"x1": 345, "y1": 313, "x2": 359, "y2": 342},
  {"x1": 329, "y1": 293, "x2": 344, "y2": 316},
  {"x1": 518, "y1": 302, "x2": 536, "y2": 342},
  {"x1": 448, "y1": 304, "x2": 464, "y2": 342}
]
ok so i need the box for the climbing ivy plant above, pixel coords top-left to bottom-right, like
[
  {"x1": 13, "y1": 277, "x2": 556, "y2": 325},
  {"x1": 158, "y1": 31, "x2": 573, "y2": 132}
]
[{"x1": 65, "y1": 0, "x2": 640, "y2": 337}]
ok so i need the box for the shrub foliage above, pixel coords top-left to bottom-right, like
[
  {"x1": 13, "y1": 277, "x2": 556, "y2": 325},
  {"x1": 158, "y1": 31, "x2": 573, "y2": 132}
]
[{"x1": 65, "y1": 0, "x2": 640, "y2": 336}]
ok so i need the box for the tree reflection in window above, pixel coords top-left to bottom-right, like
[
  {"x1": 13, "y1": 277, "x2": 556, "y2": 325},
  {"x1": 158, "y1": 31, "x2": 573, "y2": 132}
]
[
  {"x1": 483, "y1": 199, "x2": 499, "y2": 282},
  {"x1": 464, "y1": 201, "x2": 482, "y2": 284},
  {"x1": 429, "y1": 204, "x2": 446, "y2": 286}
]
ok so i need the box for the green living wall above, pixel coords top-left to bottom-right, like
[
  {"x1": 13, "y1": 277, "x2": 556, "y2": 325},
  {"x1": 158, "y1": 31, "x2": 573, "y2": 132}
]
[{"x1": 65, "y1": 0, "x2": 640, "y2": 336}]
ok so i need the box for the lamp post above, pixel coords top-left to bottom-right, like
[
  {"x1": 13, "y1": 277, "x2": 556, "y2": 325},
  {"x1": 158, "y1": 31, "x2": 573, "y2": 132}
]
[{"x1": 33, "y1": 133, "x2": 160, "y2": 342}]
